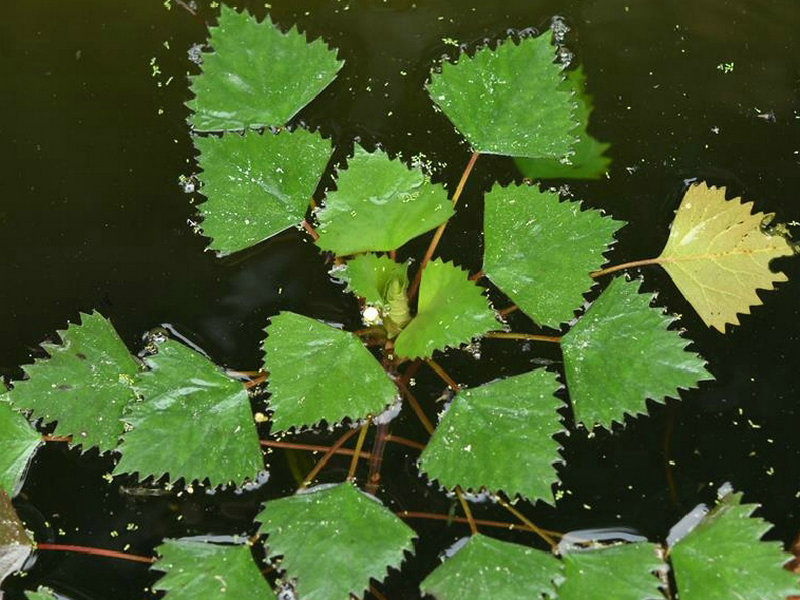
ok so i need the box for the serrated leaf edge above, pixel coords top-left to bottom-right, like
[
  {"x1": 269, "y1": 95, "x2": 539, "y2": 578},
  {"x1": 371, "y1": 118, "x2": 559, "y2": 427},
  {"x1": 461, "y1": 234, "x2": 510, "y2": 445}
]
[
  {"x1": 426, "y1": 32, "x2": 582, "y2": 157},
  {"x1": 418, "y1": 375, "x2": 567, "y2": 505},
  {"x1": 259, "y1": 484, "x2": 418, "y2": 599},
  {"x1": 261, "y1": 313, "x2": 400, "y2": 434},
  {"x1": 484, "y1": 181, "x2": 627, "y2": 328},
  {"x1": 191, "y1": 126, "x2": 335, "y2": 256},
  {"x1": 573, "y1": 276, "x2": 715, "y2": 429},
  {"x1": 9, "y1": 310, "x2": 139, "y2": 455},
  {"x1": 186, "y1": 6, "x2": 345, "y2": 132}
]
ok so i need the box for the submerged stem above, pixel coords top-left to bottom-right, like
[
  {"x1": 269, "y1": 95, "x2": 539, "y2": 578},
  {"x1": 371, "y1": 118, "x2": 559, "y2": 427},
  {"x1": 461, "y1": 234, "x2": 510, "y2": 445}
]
[
  {"x1": 396, "y1": 378, "x2": 434, "y2": 435},
  {"x1": 369, "y1": 585, "x2": 389, "y2": 600},
  {"x1": 226, "y1": 368, "x2": 269, "y2": 388},
  {"x1": 400, "y1": 359, "x2": 422, "y2": 385},
  {"x1": 425, "y1": 358, "x2": 460, "y2": 391},
  {"x1": 300, "y1": 219, "x2": 319, "y2": 241},
  {"x1": 384, "y1": 434, "x2": 425, "y2": 451},
  {"x1": 244, "y1": 373, "x2": 268, "y2": 389},
  {"x1": 347, "y1": 422, "x2": 370, "y2": 481},
  {"x1": 498, "y1": 304, "x2": 518, "y2": 317},
  {"x1": 456, "y1": 487, "x2": 478, "y2": 535},
  {"x1": 396, "y1": 511, "x2": 562, "y2": 538},
  {"x1": 485, "y1": 331, "x2": 561, "y2": 344},
  {"x1": 496, "y1": 497, "x2": 558, "y2": 549},
  {"x1": 354, "y1": 326, "x2": 387, "y2": 338},
  {"x1": 366, "y1": 423, "x2": 390, "y2": 495},
  {"x1": 300, "y1": 428, "x2": 359, "y2": 489},
  {"x1": 260, "y1": 439, "x2": 369, "y2": 458}
]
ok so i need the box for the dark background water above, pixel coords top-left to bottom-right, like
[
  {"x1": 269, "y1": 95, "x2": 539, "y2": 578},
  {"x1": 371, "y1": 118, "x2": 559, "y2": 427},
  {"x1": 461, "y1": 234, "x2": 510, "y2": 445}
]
[{"x1": 2, "y1": 0, "x2": 799, "y2": 598}]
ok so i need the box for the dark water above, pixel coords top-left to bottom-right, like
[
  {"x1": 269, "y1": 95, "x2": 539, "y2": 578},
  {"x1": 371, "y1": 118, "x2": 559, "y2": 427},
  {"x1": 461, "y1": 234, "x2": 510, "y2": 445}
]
[{"x1": 2, "y1": 0, "x2": 799, "y2": 597}]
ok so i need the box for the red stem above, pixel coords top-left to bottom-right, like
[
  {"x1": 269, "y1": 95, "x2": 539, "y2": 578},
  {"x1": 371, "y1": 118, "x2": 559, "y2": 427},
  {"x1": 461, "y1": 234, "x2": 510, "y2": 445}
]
[
  {"x1": 425, "y1": 358, "x2": 460, "y2": 391},
  {"x1": 396, "y1": 379, "x2": 434, "y2": 435},
  {"x1": 408, "y1": 151, "x2": 480, "y2": 301},
  {"x1": 37, "y1": 543, "x2": 153, "y2": 564},
  {"x1": 485, "y1": 331, "x2": 561, "y2": 343},
  {"x1": 396, "y1": 511, "x2": 561, "y2": 538},
  {"x1": 301, "y1": 219, "x2": 319, "y2": 241},
  {"x1": 299, "y1": 428, "x2": 359, "y2": 489},
  {"x1": 260, "y1": 439, "x2": 369, "y2": 458},
  {"x1": 498, "y1": 304, "x2": 518, "y2": 317},
  {"x1": 365, "y1": 423, "x2": 390, "y2": 495},
  {"x1": 385, "y1": 434, "x2": 425, "y2": 451}
]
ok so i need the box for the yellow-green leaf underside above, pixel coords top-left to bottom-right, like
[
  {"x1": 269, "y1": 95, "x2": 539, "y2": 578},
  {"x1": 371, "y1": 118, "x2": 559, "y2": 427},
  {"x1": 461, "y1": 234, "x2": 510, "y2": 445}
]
[{"x1": 658, "y1": 182, "x2": 793, "y2": 332}]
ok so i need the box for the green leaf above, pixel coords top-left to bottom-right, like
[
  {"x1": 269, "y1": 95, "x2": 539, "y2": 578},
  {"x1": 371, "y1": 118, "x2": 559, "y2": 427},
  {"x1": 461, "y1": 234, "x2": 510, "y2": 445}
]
[
  {"x1": 335, "y1": 254, "x2": 411, "y2": 336},
  {"x1": 187, "y1": 5, "x2": 343, "y2": 132},
  {"x1": 427, "y1": 33, "x2": 577, "y2": 159},
  {"x1": 1, "y1": 489, "x2": 34, "y2": 590},
  {"x1": 194, "y1": 128, "x2": 333, "y2": 256},
  {"x1": 394, "y1": 259, "x2": 497, "y2": 360},
  {"x1": 315, "y1": 146, "x2": 454, "y2": 255},
  {"x1": 114, "y1": 339, "x2": 263, "y2": 486},
  {"x1": 263, "y1": 312, "x2": 398, "y2": 432},
  {"x1": 421, "y1": 533, "x2": 562, "y2": 599},
  {"x1": 24, "y1": 588, "x2": 58, "y2": 600},
  {"x1": 8, "y1": 311, "x2": 139, "y2": 453},
  {"x1": 257, "y1": 482, "x2": 416, "y2": 600},
  {"x1": 335, "y1": 253, "x2": 409, "y2": 308},
  {"x1": 483, "y1": 184, "x2": 622, "y2": 328},
  {"x1": 153, "y1": 538, "x2": 276, "y2": 600},
  {"x1": 557, "y1": 543, "x2": 665, "y2": 600},
  {"x1": 561, "y1": 277, "x2": 711, "y2": 428},
  {"x1": 0, "y1": 399, "x2": 41, "y2": 496},
  {"x1": 419, "y1": 369, "x2": 564, "y2": 504},
  {"x1": 670, "y1": 490, "x2": 799, "y2": 600},
  {"x1": 515, "y1": 66, "x2": 611, "y2": 180}
]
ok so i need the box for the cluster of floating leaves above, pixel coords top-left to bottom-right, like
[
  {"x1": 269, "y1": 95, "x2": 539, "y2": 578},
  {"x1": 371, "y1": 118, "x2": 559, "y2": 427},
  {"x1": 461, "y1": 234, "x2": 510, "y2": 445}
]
[{"x1": 0, "y1": 4, "x2": 796, "y2": 599}]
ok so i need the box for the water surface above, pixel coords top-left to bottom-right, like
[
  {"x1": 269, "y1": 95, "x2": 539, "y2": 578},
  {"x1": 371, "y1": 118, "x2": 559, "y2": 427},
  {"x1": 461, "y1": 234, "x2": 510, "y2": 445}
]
[{"x1": 2, "y1": 1, "x2": 799, "y2": 597}]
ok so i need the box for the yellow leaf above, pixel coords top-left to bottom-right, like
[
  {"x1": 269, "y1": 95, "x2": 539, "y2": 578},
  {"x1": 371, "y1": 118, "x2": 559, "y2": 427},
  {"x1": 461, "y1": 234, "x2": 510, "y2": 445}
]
[{"x1": 658, "y1": 182, "x2": 794, "y2": 332}]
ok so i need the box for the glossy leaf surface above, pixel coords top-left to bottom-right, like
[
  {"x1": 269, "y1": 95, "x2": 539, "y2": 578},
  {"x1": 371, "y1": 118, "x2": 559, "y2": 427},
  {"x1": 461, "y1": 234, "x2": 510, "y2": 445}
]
[
  {"x1": 484, "y1": 184, "x2": 621, "y2": 327},
  {"x1": 263, "y1": 312, "x2": 398, "y2": 431},
  {"x1": 657, "y1": 182, "x2": 794, "y2": 332},
  {"x1": 194, "y1": 129, "x2": 333, "y2": 255},
  {"x1": 427, "y1": 32, "x2": 577, "y2": 158},
  {"x1": 420, "y1": 534, "x2": 562, "y2": 599},
  {"x1": 515, "y1": 66, "x2": 611, "y2": 180},
  {"x1": 257, "y1": 483, "x2": 415, "y2": 600},
  {"x1": 335, "y1": 253, "x2": 408, "y2": 308},
  {"x1": 24, "y1": 588, "x2": 58, "y2": 600},
  {"x1": 670, "y1": 491, "x2": 798, "y2": 600},
  {"x1": 419, "y1": 369, "x2": 564, "y2": 503},
  {"x1": 561, "y1": 277, "x2": 711, "y2": 428},
  {"x1": 557, "y1": 543, "x2": 664, "y2": 600},
  {"x1": 9, "y1": 312, "x2": 139, "y2": 453},
  {"x1": 394, "y1": 260, "x2": 497, "y2": 359},
  {"x1": 153, "y1": 538, "x2": 276, "y2": 600},
  {"x1": 188, "y1": 6, "x2": 343, "y2": 131},
  {"x1": 315, "y1": 146, "x2": 453, "y2": 255},
  {"x1": 0, "y1": 400, "x2": 40, "y2": 496},
  {"x1": 115, "y1": 339, "x2": 263, "y2": 486}
]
